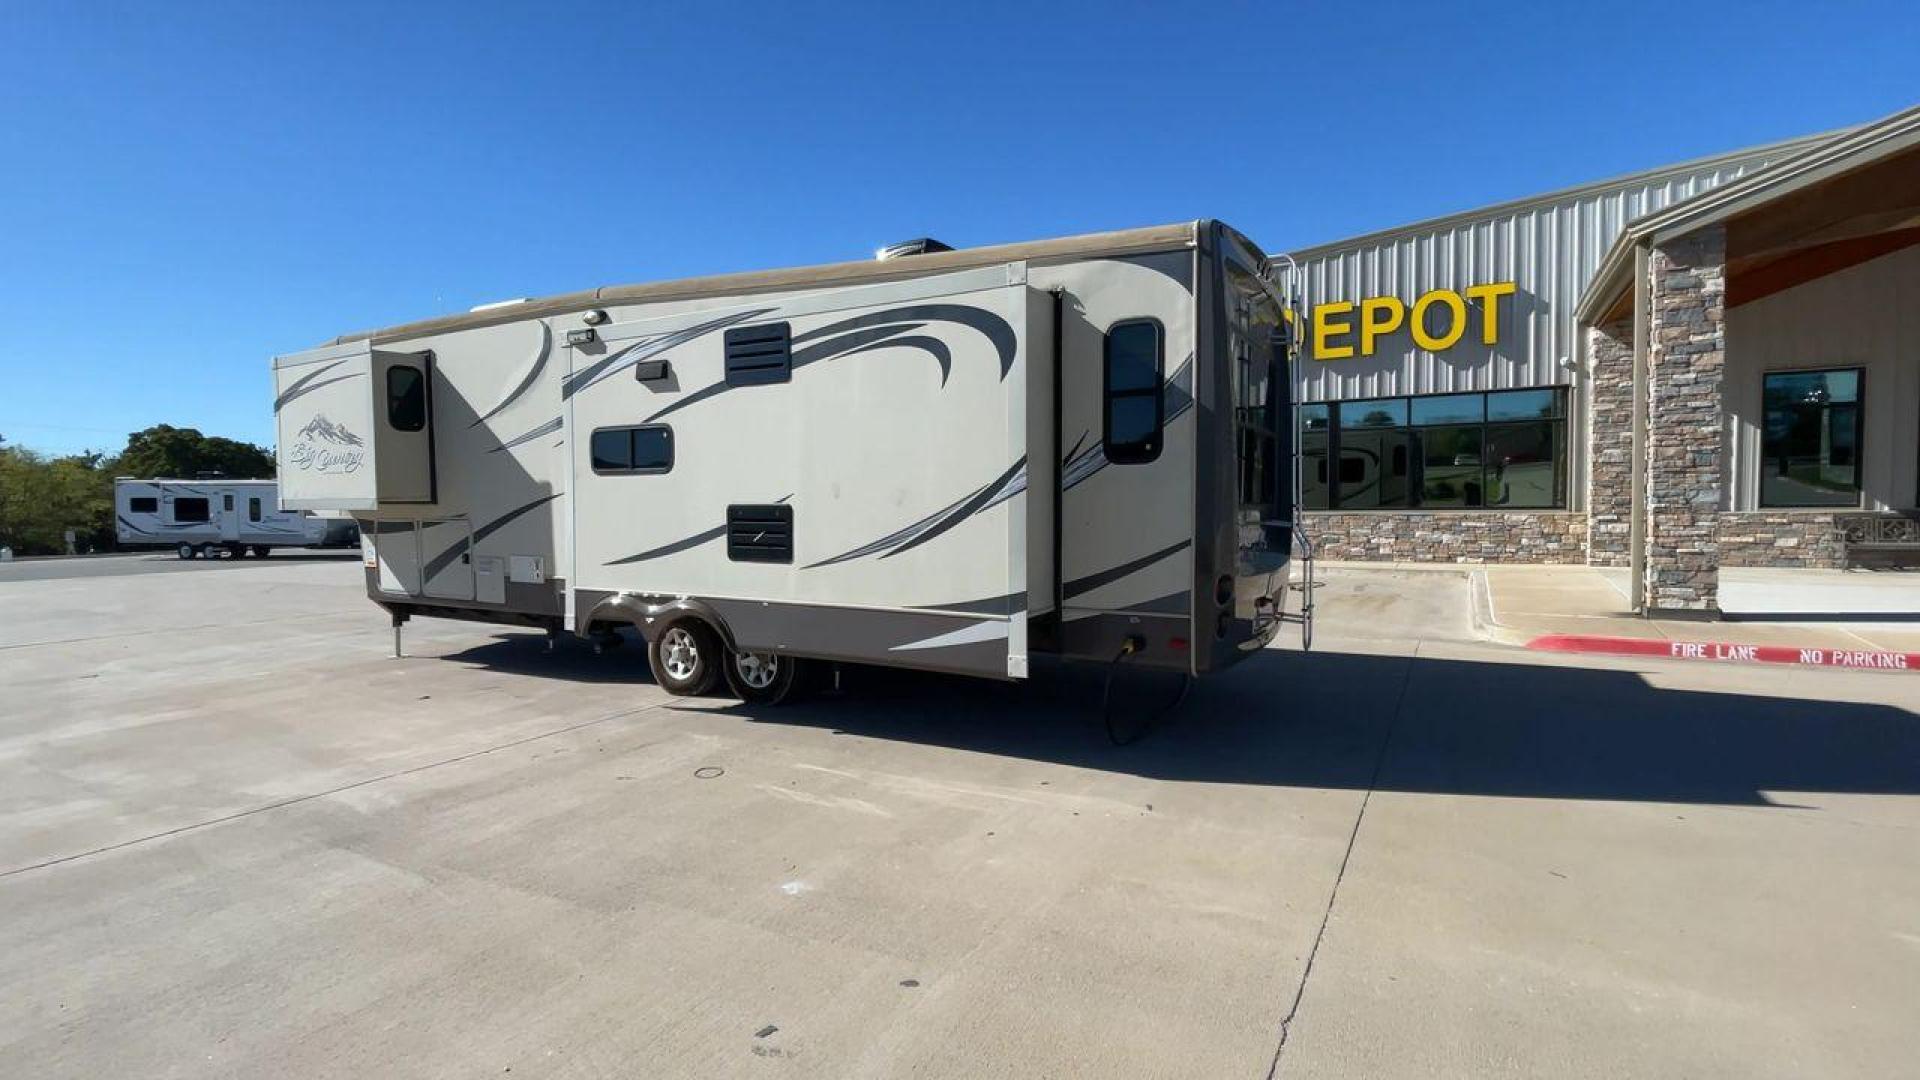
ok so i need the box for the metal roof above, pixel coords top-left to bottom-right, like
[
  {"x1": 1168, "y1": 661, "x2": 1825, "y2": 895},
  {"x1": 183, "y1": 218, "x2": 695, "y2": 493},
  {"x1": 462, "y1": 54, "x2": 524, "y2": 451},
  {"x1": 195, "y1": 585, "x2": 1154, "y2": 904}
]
[
  {"x1": 1283, "y1": 128, "x2": 1842, "y2": 261},
  {"x1": 1575, "y1": 102, "x2": 1920, "y2": 322}
]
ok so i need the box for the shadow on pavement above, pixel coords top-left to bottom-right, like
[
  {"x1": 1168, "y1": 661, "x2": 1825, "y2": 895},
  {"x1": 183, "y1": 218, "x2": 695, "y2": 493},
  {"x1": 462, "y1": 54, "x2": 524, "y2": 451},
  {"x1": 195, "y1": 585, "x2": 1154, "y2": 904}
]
[{"x1": 445, "y1": 633, "x2": 1920, "y2": 807}]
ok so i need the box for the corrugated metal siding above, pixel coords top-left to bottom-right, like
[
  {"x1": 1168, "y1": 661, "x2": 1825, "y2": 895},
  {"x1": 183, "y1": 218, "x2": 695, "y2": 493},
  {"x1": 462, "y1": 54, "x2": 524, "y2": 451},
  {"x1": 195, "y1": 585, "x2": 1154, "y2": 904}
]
[{"x1": 1283, "y1": 145, "x2": 1814, "y2": 404}]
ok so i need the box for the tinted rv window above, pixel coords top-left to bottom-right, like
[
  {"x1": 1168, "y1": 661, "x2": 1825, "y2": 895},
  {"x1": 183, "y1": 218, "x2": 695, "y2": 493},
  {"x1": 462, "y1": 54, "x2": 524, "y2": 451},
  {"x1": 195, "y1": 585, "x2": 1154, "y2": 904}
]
[
  {"x1": 129, "y1": 497, "x2": 158, "y2": 513},
  {"x1": 249, "y1": 497, "x2": 262, "y2": 522},
  {"x1": 223, "y1": 494, "x2": 234, "y2": 512},
  {"x1": 173, "y1": 497, "x2": 210, "y2": 523},
  {"x1": 590, "y1": 425, "x2": 674, "y2": 474},
  {"x1": 1103, "y1": 320, "x2": 1164, "y2": 464},
  {"x1": 387, "y1": 365, "x2": 427, "y2": 432}
]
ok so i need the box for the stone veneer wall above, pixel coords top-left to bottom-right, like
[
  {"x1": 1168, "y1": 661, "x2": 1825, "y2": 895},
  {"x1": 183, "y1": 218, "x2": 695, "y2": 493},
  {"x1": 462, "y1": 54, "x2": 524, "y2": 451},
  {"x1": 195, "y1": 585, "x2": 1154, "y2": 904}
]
[
  {"x1": 1717, "y1": 513, "x2": 1845, "y2": 568},
  {"x1": 1304, "y1": 512, "x2": 1588, "y2": 563},
  {"x1": 1585, "y1": 318, "x2": 1634, "y2": 567},
  {"x1": 1643, "y1": 227, "x2": 1726, "y2": 612}
]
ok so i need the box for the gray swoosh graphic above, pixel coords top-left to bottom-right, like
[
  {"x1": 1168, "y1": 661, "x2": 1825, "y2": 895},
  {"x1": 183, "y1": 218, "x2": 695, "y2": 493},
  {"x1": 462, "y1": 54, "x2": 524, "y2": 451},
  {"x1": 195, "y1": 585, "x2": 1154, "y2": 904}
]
[
  {"x1": 644, "y1": 322, "x2": 939, "y2": 425},
  {"x1": 1063, "y1": 540, "x2": 1190, "y2": 600},
  {"x1": 805, "y1": 457, "x2": 1024, "y2": 570},
  {"x1": 792, "y1": 304, "x2": 1016, "y2": 379},
  {"x1": 605, "y1": 524, "x2": 728, "y2": 566},
  {"x1": 563, "y1": 308, "x2": 775, "y2": 399},
  {"x1": 912, "y1": 590, "x2": 1028, "y2": 616},
  {"x1": 470, "y1": 321, "x2": 552, "y2": 428},
  {"x1": 274, "y1": 360, "x2": 344, "y2": 410},
  {"x1": 488, "y1": 415, "x2": 563, "y2": 454},
  {"x1": 420, "y1": 493, "x2": 563, "y2": 582}
]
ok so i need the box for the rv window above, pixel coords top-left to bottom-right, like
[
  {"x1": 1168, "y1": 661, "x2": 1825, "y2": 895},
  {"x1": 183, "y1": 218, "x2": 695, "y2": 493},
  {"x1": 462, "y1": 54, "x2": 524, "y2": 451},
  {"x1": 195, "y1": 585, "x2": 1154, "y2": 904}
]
[
  {"x1": 1103, "y1": 320, "x2": 1164, "y2": 464},
  {"x1": 590, "y1": 425, "x2": 674, "y2": 474},
  {"x1": 129, "y1": 497, "x2": 158, "y2": 513},
  {"x1": 249, "y1": 497, "x2": 262, "y2": 522},
  {"x1": 387, "y1": 365, "x2": 427, "y2": 432},
  {"x1": 725, "y1": 323, "x2": 793, "y2": 387},
  {"x1": 223, "y1": 494, "x2": 234, "y2": 512},
  {"x1": 173, "y1": 497, "x2": 210, "y2": 523}
]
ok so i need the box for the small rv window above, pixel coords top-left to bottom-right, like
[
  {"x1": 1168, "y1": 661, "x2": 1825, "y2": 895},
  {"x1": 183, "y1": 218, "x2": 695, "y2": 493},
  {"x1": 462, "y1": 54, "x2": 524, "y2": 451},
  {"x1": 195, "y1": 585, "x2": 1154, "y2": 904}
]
[
  {"x1": 1103, "y1": 320, "x2": 1164, "y2": 464},
  {"x1": 173, "y1": 497, "x2": 210, "y2": 523},
  {"x1": 590, "y1": 425, "x2": 674, "y2": 474},
  {"x1": 249, "y1": 497, "x2": 262, "y2": 522},
  {"x1": 387, "y1": 365, "x2": 427, "y2": 432},
  {"x1": 223, "y1": 494, "x2": 234, "y2": 512},
  {"x1": 129, "y1": 497, "x2": 158, "y2": 513}
]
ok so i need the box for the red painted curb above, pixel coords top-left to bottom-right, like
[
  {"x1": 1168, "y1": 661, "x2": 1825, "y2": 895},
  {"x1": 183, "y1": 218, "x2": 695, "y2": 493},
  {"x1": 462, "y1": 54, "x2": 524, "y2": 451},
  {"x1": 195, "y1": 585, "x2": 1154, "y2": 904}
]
[{"x1": 1526, "y1": 634, "x2": 1918, "y2": 672}]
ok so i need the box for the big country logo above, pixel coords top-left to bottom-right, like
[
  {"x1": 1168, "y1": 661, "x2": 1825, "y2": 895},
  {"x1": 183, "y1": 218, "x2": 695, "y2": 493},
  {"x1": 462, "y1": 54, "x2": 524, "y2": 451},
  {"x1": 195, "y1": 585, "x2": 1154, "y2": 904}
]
[{"x1": 290, "y1": 414, "x2": 366, "y2": 474}]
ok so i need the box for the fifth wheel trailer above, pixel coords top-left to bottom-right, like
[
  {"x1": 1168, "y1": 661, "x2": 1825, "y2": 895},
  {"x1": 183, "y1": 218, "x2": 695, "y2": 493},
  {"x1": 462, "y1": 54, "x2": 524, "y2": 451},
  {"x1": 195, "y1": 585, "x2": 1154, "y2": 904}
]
[
  {"x1": 271, "y1": 221, "x2": 1302, "y2": 702},
  {"x1": 114, "y1": 478, "x2": 356, "y2": 559}
]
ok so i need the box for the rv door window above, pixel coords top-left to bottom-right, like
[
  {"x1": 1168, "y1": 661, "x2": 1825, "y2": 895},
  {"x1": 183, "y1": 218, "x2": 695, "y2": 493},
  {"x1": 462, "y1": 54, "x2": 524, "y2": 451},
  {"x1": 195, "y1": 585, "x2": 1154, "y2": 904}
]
[
  {"x1": 590, "y1": 425, "x2": 674, "y2": 474},
  {"x1": 223, "y1": 494, "x2": 234, "y2": 512},
  {"x1": 130, "y1": 497, "x2": 158, "y2": 513},
  {"x1": 1103, "y1": 320, "x2": 1164, "y2": 464},
  {"x1": 387, "y1": 365, "x2": 427, "y2": 432},
  {"x1": 249, "y1": 497, "x2": 262, "y2": 522},
  {"x1": 173, "y1": 497, "x2": 210, "y2": 523}
]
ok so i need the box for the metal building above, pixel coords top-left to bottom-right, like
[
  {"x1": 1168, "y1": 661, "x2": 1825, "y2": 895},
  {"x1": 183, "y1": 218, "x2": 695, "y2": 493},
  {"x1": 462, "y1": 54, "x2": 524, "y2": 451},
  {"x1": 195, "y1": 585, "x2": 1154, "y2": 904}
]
[{"x1": 1273, "y1": 103, "x2": 1920, "y2": 612}]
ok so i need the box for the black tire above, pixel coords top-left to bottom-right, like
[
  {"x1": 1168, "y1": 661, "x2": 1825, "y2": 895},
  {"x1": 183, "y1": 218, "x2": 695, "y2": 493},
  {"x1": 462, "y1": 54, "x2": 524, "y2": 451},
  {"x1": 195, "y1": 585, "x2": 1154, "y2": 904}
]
[
  {"x1": 724, "y1": 649, "x2": 807, "y2": 705},
  {"x1": 648, "y1": 619, "x2": 721, "y2": 696},
  {"x1": 195, "y1": 544, "x2": 214, "y2": 560},
  {"x1": 177, "y1": 542, "x2": 196, "y2": 560},
  {"x1": 251, "y1": 545, "x2": 271, "y2": 558}
]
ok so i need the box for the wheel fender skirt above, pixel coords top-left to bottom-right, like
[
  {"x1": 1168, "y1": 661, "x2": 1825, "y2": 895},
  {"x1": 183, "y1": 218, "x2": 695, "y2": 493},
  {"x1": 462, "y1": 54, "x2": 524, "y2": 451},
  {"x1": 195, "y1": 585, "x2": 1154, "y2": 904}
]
[{"x1": 584, "y1": 592, "x2": 736, "y2": 650}]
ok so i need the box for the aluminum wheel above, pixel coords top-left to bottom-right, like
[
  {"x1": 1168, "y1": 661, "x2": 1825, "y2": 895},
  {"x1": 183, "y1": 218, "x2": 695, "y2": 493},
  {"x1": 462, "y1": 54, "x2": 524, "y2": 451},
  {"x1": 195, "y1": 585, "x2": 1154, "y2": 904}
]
[
  {"x1": 732, "y1": 652, "x2": 779, "y2": 690},
  {"x1": 659, "y1": 626, "x2": 703, "y2": 683}
]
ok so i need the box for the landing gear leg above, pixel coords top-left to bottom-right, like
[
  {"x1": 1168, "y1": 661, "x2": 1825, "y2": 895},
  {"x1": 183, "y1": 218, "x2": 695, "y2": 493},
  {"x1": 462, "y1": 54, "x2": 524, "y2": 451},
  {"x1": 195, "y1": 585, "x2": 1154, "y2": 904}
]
[{"x1": 391, "y1": 610, "x2": 407, "y2": 659}]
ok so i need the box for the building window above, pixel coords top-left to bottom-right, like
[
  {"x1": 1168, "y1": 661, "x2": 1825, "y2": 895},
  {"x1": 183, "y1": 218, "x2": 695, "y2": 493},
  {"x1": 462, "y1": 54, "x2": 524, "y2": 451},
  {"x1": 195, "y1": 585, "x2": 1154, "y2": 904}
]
[
  {"x1": 1103, "y1": 319, "x2": 1164, "y2": 464},
  {"x1": 1298, "y1": 387, "x2": 1568, "y2": 511},
  {"x1": 249, "y1": 497, "x2": 262, "y2": 522},
  {"x1": 387, "y1": 365, "x2": 427, "y2": 432},
  {"x1": 129, "y1": 496, "x2": 158, "y2": 513},
  {"x1": 1761, "y1": 369, "x2": 1862, "y2": 507},
  {"x1": 172, "y1": 497, "x2": 210, "y2": 523},
  {"x1": 590, "y1": 425, "x2": 674, "y2": 474}
]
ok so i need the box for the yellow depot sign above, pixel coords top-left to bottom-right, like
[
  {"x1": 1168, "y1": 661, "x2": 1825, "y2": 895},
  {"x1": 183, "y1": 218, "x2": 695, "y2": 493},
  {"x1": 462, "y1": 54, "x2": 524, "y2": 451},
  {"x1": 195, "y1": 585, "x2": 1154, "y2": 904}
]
[{"x1": 1309, "y1": 282, "x2": 1516, "y2": 361}]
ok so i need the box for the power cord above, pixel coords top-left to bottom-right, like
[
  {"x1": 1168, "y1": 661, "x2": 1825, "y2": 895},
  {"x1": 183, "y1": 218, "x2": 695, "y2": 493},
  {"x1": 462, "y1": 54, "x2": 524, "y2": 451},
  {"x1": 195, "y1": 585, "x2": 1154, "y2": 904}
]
[{"x1": 1101, "y1": 635, "x2": 1190, "y2": 746}]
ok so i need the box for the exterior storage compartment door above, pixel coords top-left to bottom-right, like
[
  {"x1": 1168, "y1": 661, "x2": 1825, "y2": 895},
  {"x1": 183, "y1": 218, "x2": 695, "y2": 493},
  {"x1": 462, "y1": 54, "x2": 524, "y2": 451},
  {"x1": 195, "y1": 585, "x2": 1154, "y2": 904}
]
[{"x1": 420, "y1": 518, "x2": 475, "y2": 600}]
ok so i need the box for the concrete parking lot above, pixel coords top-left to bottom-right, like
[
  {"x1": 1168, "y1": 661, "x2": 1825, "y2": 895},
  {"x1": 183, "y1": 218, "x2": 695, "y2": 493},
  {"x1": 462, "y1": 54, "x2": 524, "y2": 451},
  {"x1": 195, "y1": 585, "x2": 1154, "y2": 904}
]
[{"x1": 2, "y1": 556, "x2": 1917, "y2": 1078}]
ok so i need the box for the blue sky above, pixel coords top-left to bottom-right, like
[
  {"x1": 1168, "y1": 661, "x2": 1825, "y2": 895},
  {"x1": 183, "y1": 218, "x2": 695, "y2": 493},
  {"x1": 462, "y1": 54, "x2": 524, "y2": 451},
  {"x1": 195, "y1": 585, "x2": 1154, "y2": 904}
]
[{"x1": 2, "y1": 1, "x2": 1915, "y2": 455}]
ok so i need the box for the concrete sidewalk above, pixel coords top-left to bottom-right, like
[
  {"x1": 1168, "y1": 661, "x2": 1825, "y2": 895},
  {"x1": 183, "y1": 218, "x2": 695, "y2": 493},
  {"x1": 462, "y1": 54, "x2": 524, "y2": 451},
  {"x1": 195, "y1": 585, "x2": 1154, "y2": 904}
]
[{"x1": 1469, "y1": 564, "x2": 1920, "y2": 656}]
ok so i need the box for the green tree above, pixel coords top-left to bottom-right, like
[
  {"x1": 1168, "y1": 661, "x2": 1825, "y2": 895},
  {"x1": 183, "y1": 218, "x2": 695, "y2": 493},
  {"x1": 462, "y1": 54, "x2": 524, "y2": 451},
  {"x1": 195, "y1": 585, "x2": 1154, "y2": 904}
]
[
  {"x1": 115, "y1": 425, "x2": 275, "y2": 480},
  {"x1": 0, "y1": 444, "x2": 114, "y2": 555}
]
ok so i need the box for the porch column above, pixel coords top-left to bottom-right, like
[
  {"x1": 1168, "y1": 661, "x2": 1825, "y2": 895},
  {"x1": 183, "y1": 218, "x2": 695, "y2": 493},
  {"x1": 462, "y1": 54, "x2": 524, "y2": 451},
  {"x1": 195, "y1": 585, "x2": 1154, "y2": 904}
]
[
  {"x1": 1585, "y1": 318, "x2": 1634, "y2": 566},
  {"x1": 1643, "y1": 225, "x2": 1727, "y2": 615}
]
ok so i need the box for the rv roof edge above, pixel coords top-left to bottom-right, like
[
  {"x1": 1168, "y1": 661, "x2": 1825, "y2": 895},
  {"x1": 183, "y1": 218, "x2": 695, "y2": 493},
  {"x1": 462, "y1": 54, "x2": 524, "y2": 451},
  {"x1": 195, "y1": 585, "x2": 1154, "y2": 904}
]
[{"x1": 324, "y1": 221, "x2": 1204, "y2": 349}]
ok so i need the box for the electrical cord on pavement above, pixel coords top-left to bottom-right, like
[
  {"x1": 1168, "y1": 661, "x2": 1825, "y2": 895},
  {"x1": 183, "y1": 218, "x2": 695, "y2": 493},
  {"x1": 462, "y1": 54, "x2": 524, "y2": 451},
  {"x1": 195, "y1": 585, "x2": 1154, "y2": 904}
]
[{"x1": 1101, "y1": 635, "x2": 1190, "y2": 746}]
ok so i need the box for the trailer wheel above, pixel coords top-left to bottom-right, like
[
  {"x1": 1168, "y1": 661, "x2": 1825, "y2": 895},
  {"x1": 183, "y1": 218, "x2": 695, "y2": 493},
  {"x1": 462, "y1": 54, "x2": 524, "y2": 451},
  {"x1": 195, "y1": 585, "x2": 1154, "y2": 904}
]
[
  {"x1": 725, "y1": 650, "x2": 806, "y2": 706},
  {"x1": 195, "y1": 544, "x2": 214, "y2": 560},
  {"x1": 251, "y1": 545, "x2": 271, "y2": 558},
  {"x1": 177, "y1": 542, "x2": 196, "y2": 560},
  {"x1": 649, "y1": 620, "x2": 720, "y2": 696}
]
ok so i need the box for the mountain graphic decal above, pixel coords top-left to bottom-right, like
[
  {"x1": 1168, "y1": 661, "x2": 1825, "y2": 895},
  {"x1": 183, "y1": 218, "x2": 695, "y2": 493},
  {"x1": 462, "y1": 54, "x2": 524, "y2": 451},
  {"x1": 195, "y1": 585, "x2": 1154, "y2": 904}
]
[{"x1": 298, "y1": 415, "x2": 364, "y2": 447}]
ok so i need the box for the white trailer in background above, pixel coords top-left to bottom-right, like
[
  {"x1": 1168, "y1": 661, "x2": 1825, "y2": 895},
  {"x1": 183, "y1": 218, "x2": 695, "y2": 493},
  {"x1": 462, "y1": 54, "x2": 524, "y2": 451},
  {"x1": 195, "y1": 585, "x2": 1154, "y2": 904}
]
[
  {"x1": 113, "y1": 478, "x2": 356, "y2": 559},
  {"x1": 272, "y1": 221, "x2": 1307, "y2": 702}
]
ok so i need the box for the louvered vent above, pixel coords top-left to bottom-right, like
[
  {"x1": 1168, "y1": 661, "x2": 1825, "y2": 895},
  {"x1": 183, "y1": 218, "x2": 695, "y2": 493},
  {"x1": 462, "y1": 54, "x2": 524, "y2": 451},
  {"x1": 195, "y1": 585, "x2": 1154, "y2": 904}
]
[
  {"x1": 723, "y1": 323, "x2": 792, "y2": 387},
  {"x1": 727, "y1": 504, "x2": 793, "y2": 563}
]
